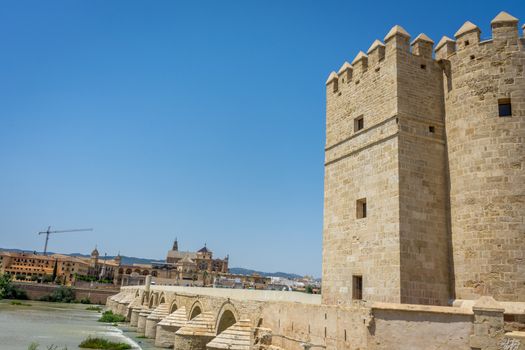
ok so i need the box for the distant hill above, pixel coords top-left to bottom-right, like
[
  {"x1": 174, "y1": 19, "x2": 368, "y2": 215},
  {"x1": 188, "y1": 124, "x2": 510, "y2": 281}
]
[
  {"x1": 0, "y1": 247, "x2": 306, "y2": 278},
  {"x1": 229, "y1": 267, "x2": 302, "y2": 279}
]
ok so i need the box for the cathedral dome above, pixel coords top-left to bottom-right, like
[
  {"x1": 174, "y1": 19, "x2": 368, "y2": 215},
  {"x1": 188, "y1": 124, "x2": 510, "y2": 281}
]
[{"x1": 198, "y1": 245, "x2": 210, "y2": 253}]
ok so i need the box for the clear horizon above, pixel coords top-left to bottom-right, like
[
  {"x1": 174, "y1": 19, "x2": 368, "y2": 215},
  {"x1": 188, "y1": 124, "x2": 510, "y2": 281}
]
[{"x1": 1, "y1": 0, "x2": 523, "y2": 278}]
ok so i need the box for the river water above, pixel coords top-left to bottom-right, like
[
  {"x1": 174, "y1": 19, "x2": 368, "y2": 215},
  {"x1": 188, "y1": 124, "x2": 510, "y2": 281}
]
[{"x1": 0, "y1": 300, "x2": 161, "y2": 350}]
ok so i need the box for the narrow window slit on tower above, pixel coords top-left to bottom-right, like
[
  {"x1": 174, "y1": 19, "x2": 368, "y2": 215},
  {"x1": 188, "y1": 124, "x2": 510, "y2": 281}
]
[
  {"x1": 498, "y1": 98, "x2": 512, "y2": 117},
  {"x1": 470, "y1": 55, "x2": 475, "y2": 60},
  {"x1": 464, "y1": 40, "x2": 469, "y2": 46},
  {"x1": 429, "y1": 126, "x2": 435, "y2": 133},
  {"x1": 420, "y1": 64, "x2": 426, "y2": 70},
  {"x1": 356, "y1": 198, "x2": 367, "y2": 219},
  {"x1": 354, "y1": 116, "x2": 364, "y2": 132},
  {"x1": 352, "y1": 275, "x2": 363, "y2": 300}
]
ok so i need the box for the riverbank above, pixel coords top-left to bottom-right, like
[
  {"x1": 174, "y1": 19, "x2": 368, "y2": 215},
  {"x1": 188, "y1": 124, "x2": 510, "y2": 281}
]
[
  {"x1": 13, "y1": 282, "x2": 119, "y2": 304},
  {"x1": 0, "y1": 300, "x2": 141, "y2": 349}
]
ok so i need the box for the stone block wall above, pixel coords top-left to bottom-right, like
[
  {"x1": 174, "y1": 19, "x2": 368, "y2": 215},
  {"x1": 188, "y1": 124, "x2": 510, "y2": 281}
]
[
  {"x1": 13, "y1": 282, "x2": 118, "y2": 304},
  {"x1": 260, "y1": 301, "x2": 370, "y2": 350},
  {"x1": 396, "y1": 43, "x2": 451, "y2": 306},
  {"x1": 369, "y1": 303, "x2": 473, "y2": 350},
  {"x1": 443, "y1": 17, "x2": 525, "y2": 302},
  {"x1": 323, "y1": 31, "x2": 402, "y2": 306},
  {"x1": 323, "y1": 26, "x2": 452, "y2": 306}
]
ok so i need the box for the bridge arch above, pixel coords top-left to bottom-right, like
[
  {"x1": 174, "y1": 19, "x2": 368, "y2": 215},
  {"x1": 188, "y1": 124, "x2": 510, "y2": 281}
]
[
  {"x1": 169, "y1": 300, "x2": 178, "y2": 313},
  {"x1": 148, "y1": 292, "x2": 158, "y2": 308},
  {"x1": 215, "y1": 302, "x2": 239, "y2": 335},
  {"x1": 189, "y1": 300, "x2": 203, "y2": 320}
]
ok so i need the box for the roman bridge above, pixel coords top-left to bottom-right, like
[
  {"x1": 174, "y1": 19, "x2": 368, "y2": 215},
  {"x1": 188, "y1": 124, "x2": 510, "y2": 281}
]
[
  {"x1": 107, "y1": 282, "x2": 525, "y2": 350},
  {"x1": 107, "y1": 283, "x2": 333, "y2": 350}
]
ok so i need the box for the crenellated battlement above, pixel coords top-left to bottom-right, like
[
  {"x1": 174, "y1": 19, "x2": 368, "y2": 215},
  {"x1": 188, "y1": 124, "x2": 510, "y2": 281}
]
[
  {"x1": 325, "y1": 24, "x2": 439, "y2": 96},
  {"x1": 326, "y1": 11, "x2": 524, "y2": 94}
]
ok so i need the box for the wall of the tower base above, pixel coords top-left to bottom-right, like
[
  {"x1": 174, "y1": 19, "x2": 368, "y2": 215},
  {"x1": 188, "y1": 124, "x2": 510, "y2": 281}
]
[
  {"x1": 322, "y1": 135, "x2": 401, "y2": 306},
  {"x1": 445, "y1": 27, "x2": 525, "y2": 302}
]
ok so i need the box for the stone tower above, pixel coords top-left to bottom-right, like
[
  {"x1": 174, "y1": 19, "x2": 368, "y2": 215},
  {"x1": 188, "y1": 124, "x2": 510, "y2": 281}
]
[
  {"x1": 322, "y1": 11, "x2": 524, "y2": 306},
  {"x1": 90, "y1": 246, "x2": 99, "y2": 267},
  {"x1": 114, "y1": 253, "x2": 121, "y2": 266},
  {"x1": 439, "y1": 13, "x2": 525, "y2": 302}
]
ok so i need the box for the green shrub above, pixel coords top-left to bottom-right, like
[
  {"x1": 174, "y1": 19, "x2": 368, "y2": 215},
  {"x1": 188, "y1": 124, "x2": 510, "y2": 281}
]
[
  {"x1": 78, "y1": 337, "x2": 131, "y2": 349},
  {"x1": 79, "y1": 297, "x2": 91, "y2": 304},
  {"x1": 11, "y1": 300, "x2": 31, "y2": 306},
  {"x1": 0, "y1": 274, "x2": 29, "y2": 300},
  {"x1": 98, "y1": 310, "x2": 126, "y2": 323},
  {"x1": 86, "y1": 306, "x2": 103, "y2": 312},
  {"x1": 42, "y1": 275, "x2": 54, "y2": 283},
  {"x1": 74, "y1": 274, "x2": 113, "y2": 284},
  {"x1": 74, "y1": 274, "x2": 97, "y2": 282},
  {"x1": 39, "y1": 286, "x2": 75, "y2": 303}
]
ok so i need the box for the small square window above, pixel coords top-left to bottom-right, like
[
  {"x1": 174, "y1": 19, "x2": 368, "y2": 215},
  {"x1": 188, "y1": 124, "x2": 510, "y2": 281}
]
[
  {"x1": 429, "y1": 126, "x2": 435, "y2": 133},
  {"x1": 356, "y1": 198, "x2": 367, "y2": 219},
  {"x1": 354, "y1": 116, "x2": 364, "y2": 132},
  {"x1": 352, "y1": 275, "x2": 363, "y2": 300},
  {"x1": 498, "y1": 99, "x2": 512, "y2": 117}
]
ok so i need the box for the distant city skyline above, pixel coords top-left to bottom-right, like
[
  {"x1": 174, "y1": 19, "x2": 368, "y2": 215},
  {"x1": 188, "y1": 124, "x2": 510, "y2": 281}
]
[{"x1": 1, "y1": 0, "x2": 523, "y2": 277}]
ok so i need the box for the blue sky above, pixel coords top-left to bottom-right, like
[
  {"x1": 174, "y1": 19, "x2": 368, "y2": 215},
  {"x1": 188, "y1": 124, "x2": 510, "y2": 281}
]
[{"x1": 0, "y1": 1, "x2": 523, "y2": 277}]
